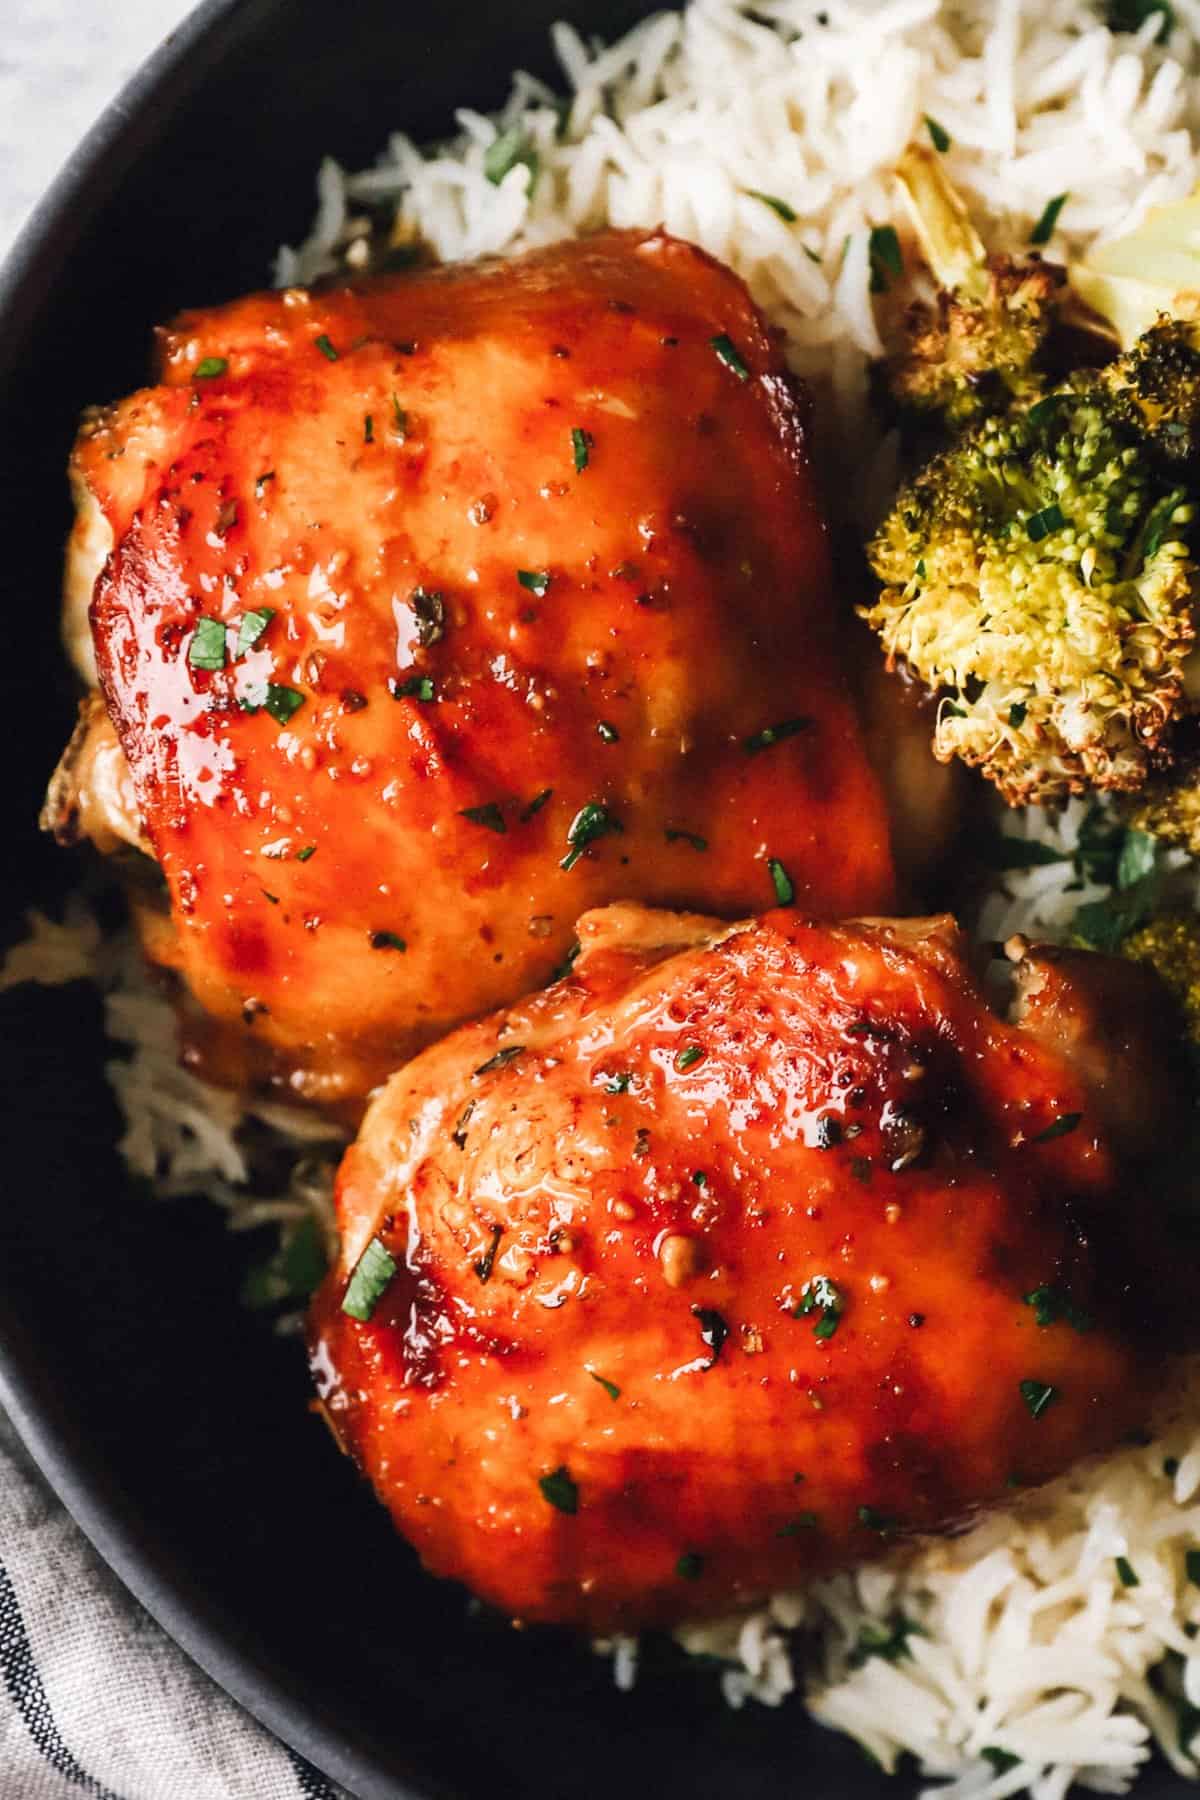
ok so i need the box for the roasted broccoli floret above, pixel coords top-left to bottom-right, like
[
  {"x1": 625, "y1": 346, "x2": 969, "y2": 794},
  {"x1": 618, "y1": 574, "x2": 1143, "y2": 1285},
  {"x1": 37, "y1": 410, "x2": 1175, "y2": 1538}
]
[
  {"x1": 864, "y1": 371, "x2": 1199, "y2": 806},
  {"x1": 1123, "y1": 910, "x2": 1200, "y2": 1047},
  {"x1": 1108, "y1": 317, "x2": 1200, "y2": 467},
  {"x1": 882, "y1": 148, "x2": 1065, "y2": 429}
]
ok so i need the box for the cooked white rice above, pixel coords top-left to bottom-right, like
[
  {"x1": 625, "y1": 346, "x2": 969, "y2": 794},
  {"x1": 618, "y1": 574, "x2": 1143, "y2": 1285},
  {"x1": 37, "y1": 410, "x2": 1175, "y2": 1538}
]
[{"x1": 11, "y1": 0, "x2": 1200, "y2": 1789}]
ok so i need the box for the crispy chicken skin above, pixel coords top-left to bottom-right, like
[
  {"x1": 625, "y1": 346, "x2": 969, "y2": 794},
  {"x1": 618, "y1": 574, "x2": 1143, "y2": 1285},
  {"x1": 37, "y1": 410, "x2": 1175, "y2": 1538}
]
[
  {"x1": 71, "y1": 229, "x2": 899, "y2": 1104},
  {"x1": 310, "y1": 903, "x2": 1189, "y2": 1632}
]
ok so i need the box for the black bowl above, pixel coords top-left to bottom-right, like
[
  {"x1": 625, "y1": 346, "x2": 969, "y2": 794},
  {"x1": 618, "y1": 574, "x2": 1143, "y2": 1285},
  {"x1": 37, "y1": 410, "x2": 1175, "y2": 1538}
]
[{"x1": 0, "y1": 4, "x2": 1188, "y2": 1797}]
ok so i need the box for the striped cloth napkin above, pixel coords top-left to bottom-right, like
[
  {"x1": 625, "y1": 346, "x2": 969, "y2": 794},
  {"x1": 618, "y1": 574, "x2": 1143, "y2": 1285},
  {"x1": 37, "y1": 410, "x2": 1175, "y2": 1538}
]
[{"x1": 0, "y1": 1410, "x2": 346, "y2": 1800}]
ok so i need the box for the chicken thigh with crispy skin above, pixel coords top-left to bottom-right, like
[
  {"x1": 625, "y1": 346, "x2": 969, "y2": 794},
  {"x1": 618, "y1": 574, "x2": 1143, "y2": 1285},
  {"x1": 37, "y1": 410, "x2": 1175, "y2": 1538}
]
[
  {"x1": 310, "y1": 903, "x2": 1189, "y2": 1633},
  {"x1": 51, "y1": 229, "x2": 957, "y2": 1108}
]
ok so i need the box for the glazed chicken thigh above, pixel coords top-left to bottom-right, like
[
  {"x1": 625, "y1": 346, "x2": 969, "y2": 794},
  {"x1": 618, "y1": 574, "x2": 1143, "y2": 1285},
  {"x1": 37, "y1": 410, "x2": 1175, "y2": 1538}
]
[
  {"x1": 310, "y1": 904, "x2": 1188, "y2": 1632},
  {"x1": 51, "y1": 229, "x2": 951, "y2": 1106}
]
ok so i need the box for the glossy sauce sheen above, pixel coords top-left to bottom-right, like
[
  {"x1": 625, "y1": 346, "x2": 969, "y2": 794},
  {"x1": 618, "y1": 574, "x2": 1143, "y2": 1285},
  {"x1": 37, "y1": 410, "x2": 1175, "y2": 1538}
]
[
  {"x1": 79, "y1": 230, "x2": 895, "y2": 1102},
  {"x1": 311, "y1": 906, "x2": 1185, "y2": 1632}
]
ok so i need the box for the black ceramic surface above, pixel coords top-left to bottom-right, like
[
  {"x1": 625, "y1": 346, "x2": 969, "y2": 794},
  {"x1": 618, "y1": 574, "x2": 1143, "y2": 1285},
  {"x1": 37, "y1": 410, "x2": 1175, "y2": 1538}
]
[{"x1": 0, "y1": 3, "x2": 1190, "y2": 1796}]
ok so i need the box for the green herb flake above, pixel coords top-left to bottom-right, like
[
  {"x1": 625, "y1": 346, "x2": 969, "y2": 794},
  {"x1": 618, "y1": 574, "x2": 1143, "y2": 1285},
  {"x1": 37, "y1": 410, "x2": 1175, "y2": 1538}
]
[
  {"x1": 391, "y1": 394, "x2": 408, "y2": 435},
  {"x1": 1117, "y1": 829, "x2": 1158, "y2": 891},
  {"x1": 985, "y1": 836, "x2": 1065, "y2": 871},
  {"x1": 1027, "y1": 502, "x2": 1065, "y2": 542},
  {"x1": 561, "y1": 801, "x2": 622, "y2": 870},
  {"x1": 394, "y1": 674, "x2": 435, "y2": 702},
  {"x1": 710, "y1": 333, "x2": 751, "y2": 380},
  {"x1": 461, "y1": 802, "x2": 507, "y2": 834},
  {"x1": 517, "y1": 568, "x2": 550, "y2": 596},
  {"x1": 605, "y1": 1071, "x2": 632, "y2": 1095},
  {"x1": 314, "y1": 333, "x2": 339, "y2": 361},
  {"x1": 665, "y1": 827, "x2": 709, "y2": 852},
  {"x1": 596, "y1": 720, "x2": 619, "y2": 743},
  {"x1": 262, "y1": 684, "x2": 306, "y2": 726},
  {"x1": 370, "y1": 931, "x2": 407, "y2": 952},
  {"x1": 777, "y1": 1512, "x2": 820, "y2": 1537},
  {"x1": 981, "y1": 1749, "x2": 1020, "y2": 1776},
  {"x1": 484, "y1": 127, "x2": 539, "y2": 189},
  {"x1": 692, "y1": 1170, "x2": 707, "y2": 1187},
  {"x1": 848, "y1": 1616, "x2": 923, "y2": 1669},
  {"x1": 550, "y1": 939, "x2": 582, "y2": 983},
  {"x1": 1019, "y1": 1377, "x2": 1059, "y2": 1419},
  {"x1": 857, "y1": 1505, "x2": 897, "y2": 1535},
  {"x1": 675, "y1": 1045, "x2": 703, "y2": 1072},
  {"x1": 1186, "y1": 1548, "x2": 1200, "y2": 1585},
  {"x1": 693, "y1": 1306, "x2": 730, "y2": 1364},
  {"x1": 1165, "y1": 1457, "x2": 1181, "y2": 1479},
  {"x1": 797, "y1": 1274, "x2": 844, "y2": 1340},
  {"x1": 768, "y1": 858, "x2": 795, "y2": 905},
  {"x1": 1030, "y1": 1111, "x2": 1082, "y2": 1145},
  {"x1": 521, "y1": 787, "x2": 554, "y2": 822},
  {"x1": 1030, "y1": 193, "x2": 1069, "y2": 247},
  {"x1": 474, "y1": 1223, "x2": 503, "y2": 1285},
  {"x1": 572, "y1": 427, "x2": 593, "y2": 473},
  {"x1": 1022, "y1": 1284, "x2": 1092, "y2": 1332},
  {"x1": 187, "y1": 616, "x2": 228, "y2": 671},
  {"x1": 364, "y1": 413, "x2": 374, "y2": 443},
  {"x1": 193, "y1": 356, "x2": 228, "y2": 380},
  {"x1": 538, "y1": 1464, "x2": 578, "y2": 1514},
  {"x1": 675, "y1": 1551, "x2": 704, "y2": 1581},
  {"x1": 868, "y1": 224, "x2": 903, "y2": 294},
  {"x1": 296, "y1": 845, "x2": 317, "y2": 862},
  {"x1": 744, "y1": 716, "x2": 811, "y2": 755},
  {"x1": 1109, "y1": 0, "x2": 1174, "y2": 34},
  {"x1": 241, "y1": 1213, "x2": 329, "y2": 1311},
  {"x1": 235, "y1": 607, "x2": 275, "y2": 657},
  {"x1": 341, "y1": 1236, "x2": 397, "y2": 1321},
  {"x1": 474, "y1": 1044, "x2": 526, "y2": 1077},
  {"x1": 925, "y1": 115, "x2": 951, "y2": 153},
  {"x1": 748, "y1": 190, "x2": 798, "y2": 222},
  {"x1": 1009, "y1": 702, "x2": 1028, "y2": 728},
  {"x1": 1115, "y1": 1555, "x2": 1140, "y2": 1588},
  {"x1": 588, "y1": 1369, "x2": 621, "y2": 1401}
]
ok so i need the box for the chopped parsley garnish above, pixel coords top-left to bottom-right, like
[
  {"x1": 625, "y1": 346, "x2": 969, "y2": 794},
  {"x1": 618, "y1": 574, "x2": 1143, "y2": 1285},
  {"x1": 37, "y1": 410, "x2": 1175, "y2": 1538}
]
[
  {"x1": 981, "y1": 1749, "x2": 1019, "y2": 1776},
  {"x1": 1019, "y1": 1378, "x2": 1058, "y2": 1419},
  {"x1": 474, "y1": 1044, "x2": 525, "y2": 1077},
  {"x1": 341, "y1": 1237, "x2": 397, "y2": 1321},
  {"x1": 1022, "y1": 1284, "x2": 1092, "y2": 1331},
  {"x1": 768, "y1": 858, "x2": 795, "y2": 905},
  {"x1": 394, "y1": 674, "x2": 435, "y2": 702},
  {"x1": 1117, "y1": 827, "x2": 1158, "y2": 890},
  {"x1": 461, "y1": 802, "x2": 507, "y2": 834},
  {"x1": 797, "y1": 1274, "x2": 844, "y2": 1340},
  {"x1": 924, "y1": 115, "x2": 951, "y2": 152},
  {"x1": 693, "y1": 1306, "x2": 730, "y2": 1364},
  {"x1": 665, "y1": 827, "x2": 708, "y2": 852},
  {"x1": 588, "y1": 1369, "x2": 621, "y2": 1401},
  {"x1": 296, "y1": 845, "x2": 316, "y2": 862},
  {"x1": 985, "y1": 836, "x2": 1064, "y2": 871},
  {"x1": 484, "y1": 127, "x2": 539, "y2": 189},
  {"x1": 1030, "y1": 193, "x2": 1068, "y2": 247},
  {"x1": 370, "y1": 931, "x2": 407, "y2": 952},
  {"x1": 605, "y1": 1072, "x2": 632, "y2": 1094},
  {"x1": 451, "y1": 1101, "x2": 475, "y2": 1150},
  {"x1": 1186, "y1": 1549, "x2": 1200, "y2": 1585},
  {"x1": 262, "y1": 684, "x2": 305, "y2": 725},
  {"x1": 777, "y1": 1513, "x2": 819, "y2": 1536},
  {"x1": 521, "y1": 787, "x2": 554, "y2": 821},
  {"x1": 188, "y1": 617, "x2": 227, "y2": 671},
  {"x1": 597, "y1": 720, "x2": 619, "y2": 743},
  {"x1": 572, "y1": 427, "x2": 593, "y2": 472},
  {"x1": 391, "y1": 394, "x2": 408, "y2": 434},
  {"x1": 1026, "y1": 502, "x2": 1065, "y2": 542},
  {"x1": 675, "y1": 1045, "x2": 703, "y2": 1071},
  {"x1": 748, "y1": 190, "x2": 798, "y2": 222},
  {"x1": 692, "y1": 1170, "x2": 707, "y2": 1187},
  {"x1": 857, "y1": 1505, "x2": 897, "y2": 1535},
  {"x1": 710, "y1": 333, "x2": 751, "y2": 380},
  {"x1": 194, "y1": 356, "x2": 228, "y2": 379},
  {"x1": 1030, "y1": 1111, "x2": 1082, "y2": 1144},
  {"x1": 847, "y1": 1616, "x2": 923, "y2": 1669},
  {"x1": 1107, "y1": 0, "x2": 1173, "y2": 37},
  {"x1": 744, "y1": 716, "x2": 811, "y2": 754},
  {"x1": 235, "y1": 607, "x2": 275, "y2": 656},
  {"x1": 561, "y1": 801, "x2": 622, "y2": 870},
  {"x1": 1009, "y1": 701, "x2": 1027, "y2": 728},
  {"x1": 474, "y1": 1224, "x2": 503, "y2": 1285},
  {"x1": 241, "y1": 1212, "x2": 328, "y2": 1312},
  {"x1": 314, "y1": 333, "x2": 339, "y2": 361},
  {"x1": 550, "y1": 939, "x2": 581, "y2": 982},
  {"x1": 538, "y1": 1465, "x2": 578, "y2": 1514},
  {"x1": 814, "y1": 1115, "x2": 842, "y2": 1150},
  {"x1": 675, "y1": 1552, "x2": 704, "y2": 1581},
  {"x1": 255, "y1": 471, "x2": 275, "y2": 493},
  {"x1": 364, "y1": 414, "x2": 374, "y2": 443},
  {"x1": 1115, "y1": 1555, "x2": 1140, "y2": 1588},
  {"x1": 868, "y1": 225, "x2": 903, "y2": 293},
  {"x1": 517, "y1": 568, "x2": 550, "y2": 596}
]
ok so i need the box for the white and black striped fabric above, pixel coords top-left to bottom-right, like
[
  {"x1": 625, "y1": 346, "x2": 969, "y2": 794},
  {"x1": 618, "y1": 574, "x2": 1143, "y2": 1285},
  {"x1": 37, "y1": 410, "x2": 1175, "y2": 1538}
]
[{"x1": 0, "y1": 1411, "x2": 347, "y2": 1800}]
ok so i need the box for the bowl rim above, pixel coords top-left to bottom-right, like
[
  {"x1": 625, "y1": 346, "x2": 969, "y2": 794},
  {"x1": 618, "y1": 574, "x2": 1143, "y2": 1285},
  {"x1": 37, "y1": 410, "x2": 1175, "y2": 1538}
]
[{"x1": 0, "y1": 5, "x2": 426, "y2": 1792}]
